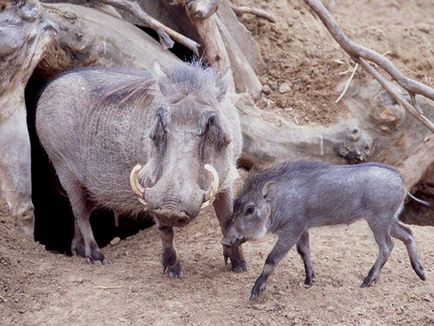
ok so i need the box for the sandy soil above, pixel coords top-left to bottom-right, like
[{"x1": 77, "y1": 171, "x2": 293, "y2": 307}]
[{"x1": 2, "y1": 0, "x2": 434, "y2": 325}]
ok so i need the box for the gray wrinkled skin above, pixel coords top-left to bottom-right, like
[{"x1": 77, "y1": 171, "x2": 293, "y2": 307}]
[
  {"x1": 223, "y1": 160, "x2": 426, "y2": 300},
  {"x1": 36, "y1": 62, "x2": 246, "y2": 276}
]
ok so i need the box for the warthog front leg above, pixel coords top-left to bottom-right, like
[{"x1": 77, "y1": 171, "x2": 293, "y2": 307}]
[
  {"x1": 214, "y1": 189, "x2": 247, "y2": 272},
  {"x1": 296, "y1": 231, "x2": 315, "y2": 287},
  {"x1": 71, "y1": 220, "x2": 85, "y2": 257},
  {"x1": 158, "y1": 225, "x2": 183, "y2": 279}
]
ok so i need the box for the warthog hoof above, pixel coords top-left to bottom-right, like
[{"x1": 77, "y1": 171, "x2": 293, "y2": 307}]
[
  {"x1": 74, "y1": 240, "x2": 108, "y2": 265},
  {"x1": 85, "y1": 250, "x2": 109, "y2": 266},
  {"x1": 164, "y1": 262, "x2": 183, "y2": 279},
  {"x1": 250, "y1": 278, "x2": 267, "y2": 301},
  {"x1": 223, "y1": 245, "x2": 248, "y2": 273},
  {"x1": 71, "y1": 239, "x2": 86, "y2": 258}
]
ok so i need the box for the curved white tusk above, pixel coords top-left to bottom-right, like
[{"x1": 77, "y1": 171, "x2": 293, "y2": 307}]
[
  {"x1": 129, "y1": 164, "x2": 145, "y2": 197},
  {"x1": 200, "y1": 164, "x2": 220, "y2": 209}
]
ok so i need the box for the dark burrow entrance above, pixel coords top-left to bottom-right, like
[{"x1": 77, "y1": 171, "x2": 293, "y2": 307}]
[{"x1": 25, "y1": 71, "x2": 155, "y2": 254}]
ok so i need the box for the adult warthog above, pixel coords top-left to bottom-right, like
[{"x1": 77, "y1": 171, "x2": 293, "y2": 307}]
[{"x1": 36, "y1": 61, "x2": 246, "y2": 278}]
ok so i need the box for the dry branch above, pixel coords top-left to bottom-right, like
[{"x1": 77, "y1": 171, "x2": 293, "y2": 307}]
[
  {"x1": 230, "y1": 5, "x2": 276, "y2": 23},
  {"x1": 305, "y1": 0, "x2": 434, "y2": 133},
  {"x1": 357, "y1": 58, "x2": 434, "y2": 132},
  {"x1": 100, "y1": 0, "x2": 200, "y2": 54}
]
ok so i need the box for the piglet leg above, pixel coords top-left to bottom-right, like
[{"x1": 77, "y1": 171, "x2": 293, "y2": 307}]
[
  {"x1": 250, "y1": 229, "x2": 303, "y2": 301},
  {"x1": 296, "y1": 231, "x2": 315, "y2": 287}
]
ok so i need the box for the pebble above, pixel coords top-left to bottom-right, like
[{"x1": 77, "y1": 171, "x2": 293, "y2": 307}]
[
  {"x1": 110, "y1": 237, "x2": 121, "y2": 246},
  {"x1": 416, "y1": 23, "x2": 430, "y2": 34},
  {"x1": 262, "y1": 84, "x2": 272, "y2": 95},
  {"x1": 279, "y1": 82, "x2": 292, "y2": 94}
]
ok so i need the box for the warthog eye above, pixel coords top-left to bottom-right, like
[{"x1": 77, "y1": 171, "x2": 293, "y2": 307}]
[
  {"x1": 149, "y1": 107, "x2": 169, "y2": 150},
  {"x1": 198, "y1": 111, "x2": 230, "y2": 149},
  {"x1": 245, "y1": 205, "x2": 255, "y2": 215}
]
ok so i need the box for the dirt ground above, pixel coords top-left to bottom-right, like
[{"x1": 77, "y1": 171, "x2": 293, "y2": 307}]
[
  {"x1": 2, "y1": 209, "x2": 434, "y2": 325},
  {"x1": 2, "y1": 0, "x2": 434, "y2": 325}
]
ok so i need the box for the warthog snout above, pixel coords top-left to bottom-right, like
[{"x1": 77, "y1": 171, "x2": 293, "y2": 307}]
[
  {"x1": 130, "y1": 163, "x2": 220, "y2": 226},
  {"x1": 152, "y1": 207, "x2": 191, "y2": 227}
]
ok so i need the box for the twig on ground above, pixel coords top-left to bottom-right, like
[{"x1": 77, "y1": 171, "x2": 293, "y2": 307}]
[
  {"x1": 95, "y1": 285, "x2": 123, "y2": 289},
  {"x1": 336, "y1": 62, "x2": 358, "y2": 103},
  {"x1": 305, "y1": 0, "x2": 434, "y2": 133},
  {"x1": 231, "y1": 5, "x2": 276, "y2": 23},
  {"x1": 100, "y1": 0, "x2": 200, "y2": 54}
]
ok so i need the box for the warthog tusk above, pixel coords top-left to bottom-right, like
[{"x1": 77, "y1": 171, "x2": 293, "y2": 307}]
[
  {"x1": 130, "y1": 164, "x2": 148, "y2": 208},
  {"x1": 130, "y1": 164, "x2": 144, "y2": 196},
  {"x1": 201, "y1": 164, "x2": 220, "y2": 209}
]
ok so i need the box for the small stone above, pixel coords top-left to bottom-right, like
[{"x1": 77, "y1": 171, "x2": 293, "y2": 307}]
[
  {"x1": 262, "y1": 84, "x2": 272, "y2": 95},
  {"x1": 279, "y1": 82, "x2": 292, "y2": 94},
  {"x1": 110, "y1": 237, "x2": 121, "y2": 246},
  {"x1": 416, "y1": 23, "x2": 430, "y2": 34}
]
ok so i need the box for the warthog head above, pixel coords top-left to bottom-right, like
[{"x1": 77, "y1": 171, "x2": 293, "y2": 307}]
[{"x1": 130, "y1": 61, "x2": 234, "y2": 227}]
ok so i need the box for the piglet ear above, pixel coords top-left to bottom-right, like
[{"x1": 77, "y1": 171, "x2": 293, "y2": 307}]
[
  {"x1": 262, "y1": 181, "x2": 276, "y2": 201},
  {"x1": 216, "y1": 67, "x2": 232, "y2": 102}
]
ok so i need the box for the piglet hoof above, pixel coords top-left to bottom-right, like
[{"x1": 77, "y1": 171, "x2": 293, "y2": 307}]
[
  {"x1": 250, "y1": 280, "x2": 267, "y2": 302},
  {"x1": 360, "y1": 277, "x2": 375, "y2": 288},
  {"x1": 303, "y1": 277, "x2": 314, "y2": 289},
  {"x1": 417, "y1": 270, "x2": 426, "y2": 281},
  {"x1": 411, "y1": 262, "x2": 426, "y2": 281},
  {"x1": 303, "y1": 272, "x2": 315, "y2": 288},
  {"x1": 164, "y1": 262, "x2": 184, "y2": 279}
]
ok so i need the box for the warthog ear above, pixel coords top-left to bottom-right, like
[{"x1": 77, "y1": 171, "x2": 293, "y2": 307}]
[
  {"x1": 149, "y1": 107, "x2": 170, "y2": 143},
  {"x1": 216, "y1": 67, "x2": 232, "y2": 102},
  {"x1": 262, "y1": 181, "x2": 276, "y2": 201},
  {"x1": 198, "y1": 111, "x2": 231, "y2": 148},
  {"x1": 153, "y1": 60, "x2": 167, "y2": 80}
]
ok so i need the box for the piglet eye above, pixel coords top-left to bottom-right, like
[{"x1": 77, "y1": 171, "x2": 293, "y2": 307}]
[{"x1": 245, "y1": 205, "x2": 255, "y2": 215}]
